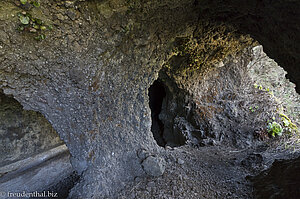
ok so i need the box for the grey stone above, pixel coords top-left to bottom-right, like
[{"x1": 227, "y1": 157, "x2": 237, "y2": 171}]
[
  {"x1": 137, "y1": 148, "x2": 151, "y2": 160},
  {"x1": 147, "y1": 181, "x2": 155, "y2": 187},
  {"x1": 146, "y1": 186, "x2": 151, "y2": 192},
  {"x1": 157, "y1": 44, "x2": 300, "y2": 149},
  {"x1": 142, "y1": 156, "x2": 166, "y2": 177},
  {"x1": 0, "y1": 0, "x2": 299, "y2": 198},
  {"x1": 177, "y1": 158, "x2": 184, "y2": 165}
]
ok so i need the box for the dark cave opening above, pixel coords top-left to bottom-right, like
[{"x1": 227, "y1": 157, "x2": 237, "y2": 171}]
[{"x1": 148, "y1": 80, "x2": 167, "y2": 147}]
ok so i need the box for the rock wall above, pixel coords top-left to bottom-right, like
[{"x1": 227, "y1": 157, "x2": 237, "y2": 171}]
[
  {"x1": 157, "y1": 44, "x2": 299, "y2": 148},
  {"x1": 0, "y1": 91, "x2": 63, "y2": 167},
  {"x1": 0, "y1": 91, "x2": 76, "y2": 198},
  {"x1": 0, "y1": 0, "x2": 199, "y2": 197},
  {"x1": 253, "y1": 155, "x2": 300, "y2": 199},
  {"x1": 197, "y1": 0, "x2": 300, "y2": 93},
  {"x1": 0, "y1": 0, "x2": 299, "y2": 197}
]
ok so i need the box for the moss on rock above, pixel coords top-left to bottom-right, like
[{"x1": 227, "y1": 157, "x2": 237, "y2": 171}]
[{"x1": 165, "y1": 22, "x2": 257, "y2": 77}]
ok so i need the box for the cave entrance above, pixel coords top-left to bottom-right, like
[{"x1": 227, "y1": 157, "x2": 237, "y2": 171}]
[
  {"x1": 148, "y1": 80, "x2": 167, "y2": 147},
  {"x1": 0, "y1": 90, "x2": 78, "y2": 198}
]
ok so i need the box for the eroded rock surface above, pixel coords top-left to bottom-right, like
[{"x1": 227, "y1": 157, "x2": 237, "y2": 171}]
[
  {"x1": 157, "y1": 45, "x2": 300, "y2": 148},
  {"x1": 142, "y1": 156, "x2": 166, "y2": 177},
  {"x1": 252, "y1": 155, "x2": 300, "y2": 199},
  {"x1": 0, "y1": 0, "x2": 299, "y2": 198},
  {"x1": 0, "y1": 91, "x2": 63, "y2": 167}
]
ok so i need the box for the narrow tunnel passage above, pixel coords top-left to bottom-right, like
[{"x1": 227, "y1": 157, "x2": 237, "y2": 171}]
[{"x1": 148, "y1": 80, "x2": 167, "y2": 147}]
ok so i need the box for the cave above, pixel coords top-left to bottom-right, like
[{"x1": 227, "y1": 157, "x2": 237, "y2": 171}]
[
  {"x1": 0, "y1": 91, "x2": 78, "y2": 198},
  {"x1": 148, "y1": 80, "x2": 167, "y2": 147},
  {"x1": 0, "y1": 0, "x2": 300, "y2": 198}
]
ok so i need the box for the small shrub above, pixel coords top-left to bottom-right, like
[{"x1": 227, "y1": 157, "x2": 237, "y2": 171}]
[{"x1": 267, "y1": 121, "x2": 283, "y2": 137}]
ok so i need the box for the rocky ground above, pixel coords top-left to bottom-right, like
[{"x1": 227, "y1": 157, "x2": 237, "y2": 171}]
[{"x1": 116, "y1": 142, "x2": 300, "y2": 199}]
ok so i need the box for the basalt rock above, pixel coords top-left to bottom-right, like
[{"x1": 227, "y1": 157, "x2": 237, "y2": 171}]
[
  {"x1": 157, "y1": 45, "x2": 299, "y2": 148},
  {"x1": 252, "y1": 155, "x2": 300, "y2": 199},
  {"x1": 0, "y1": 0, "x2": 299, "y2": 198},
  {"x1": 0, "y1": 91, "x2": 63, "y2": 167},
  {"x1": 141, "y1": 156, "x2": 166, "y2": 177}
]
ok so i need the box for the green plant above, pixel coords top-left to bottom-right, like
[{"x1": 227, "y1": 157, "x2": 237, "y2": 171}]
[
  {"x1": 249, "y1": 106, "x2": 255, "y2": 112},
  {"x1": 279, "y1": 113, "x2": 298, "y2": 132},
  {"x1": 20, "y1": 0, "x2": 27, "y2": 4},
  {"x1": 253, "y1": 82, "x2": 273, "y2": 96},
  {"x1": 16, "y1": 0, "x2": 52, "y2": 41},
  {"x1": 249, "y1": 105, "x2": 259, "y2": 113},
  {"x1": 19, "y1": 0, "x2": 40, "y2": 7},
  {"x1": 19, "y1": 14, "x2": 30, "y2": 25},
  {"x1": 267, "y1": 121, "x2": 283, "y2": 137}
]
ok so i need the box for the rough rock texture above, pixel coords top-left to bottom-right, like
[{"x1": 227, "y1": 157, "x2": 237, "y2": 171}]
[
  {"x1": 0, "y1": 0, "x2": 299, "y2": 198},
  {"x1": 157, "y1": 45, "x2": 299, "y2": 148},
  {"x1": 141, "y1": 156, "x2": 166, "y2": 177},
  {"x1": 117, "y1": 145, "x2": 300, "y2": 199},
  {"x1": 248, "y1": 46, "x2": 300, "y2": 126},
  {"x1": 252, "y1": 155, "x2": 300, "y2": 199},
  {"x1": 0, "y1": 0, "x2": 200, "y2": 197},
  {"x1": 118, "y1": 146, "x2": 255, "y2": 199},
  {"x1": 197, "y1": 0, "x2": 300, "y2": 93},
  {"x1": 0, "y1": 151, "x2": 77, "y2": 198},
  {"x1": 0, "y1": 91, "x2": 63, "y2": 167}
]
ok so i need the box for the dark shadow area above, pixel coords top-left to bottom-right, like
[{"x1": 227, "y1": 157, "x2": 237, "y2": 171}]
[
  {"x1": 46, "y1": 171, "x2": 79, "y2": 199},
  {"x1": 252, "y1": 155, "x2": 300, "y2": 199},
  {"x1": 149, "y1": 80, "x2": 167, "y2": 147}
]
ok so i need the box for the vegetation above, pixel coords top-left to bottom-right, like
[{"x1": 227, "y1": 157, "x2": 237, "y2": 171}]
[
  {"x1": 249, "y1": 106, "x2": 259, "y2": 113},
  {"x1": 16, "y1": 0, "x2": 53, "y2": 41},
  {"x1": 20, "y1": 0, "x2": 40, "y2": 8},
  {"x1": 165, "y1": 23, "x2": 256, "y2": 76},
  {"x1": 279, "y1": 113, "x2": 298, "y2": 133},
  {"x1": 253, "y1": 82, "x2": 298, "y2": 139},
  {"x1": 267, "y1": 121, "x2": 283, "y2": 137}
]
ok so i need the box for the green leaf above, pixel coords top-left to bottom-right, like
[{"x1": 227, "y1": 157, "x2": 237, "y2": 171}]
[
  {"x1": 33, "y1": 24, "x2": 40, "y2": 29},
  {"x1": 19, "y1": 15, "x2": 30, "y2": 25},
  {"x1": 36, "y1": 18, "x2": 42, "y2": 25},
  {"x1": 40, "y1": 26, "x2": 47, "y2": 30},
  {"x1": 40, "y1": 34, "x2": 45, "y2": 40},
  {"x1": 18, "y1": 25, "x2": 24, "y2": 31},
  {"x1": 20, "y1": 0, "x2": 27, "y2": 5},
  {"x1": 267, "y1": 121, "x2": 283, "y2": 137},
  {"x1": 34, "y1": 34, "x2": 45, "y2": 41},
  {"x1": 47, "y1": 25, "x2": 53, "y2": 30},
  {"x1": 32, "y1": 1, "x2": 40, "y2": 8},
  {"x1": 283, "y1": 119, "x2": 289, "y2": 127},
  {"x1": 278, "y1": 131, "x2": 282, "y2": 136}
]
